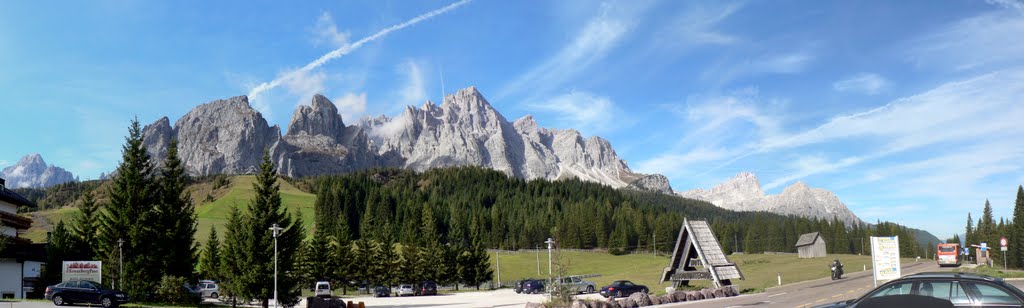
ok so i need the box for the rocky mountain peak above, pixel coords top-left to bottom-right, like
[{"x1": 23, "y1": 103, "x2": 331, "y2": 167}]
[
  {"x1": 679, "y1": 173, "x2": 861, "y2": 226},
  {"x1": 286, "y1": 94, "x2": 346, "y2": 141},
  {"x1": 1, "y1": 153, "x2": 77, "y2": 188}
]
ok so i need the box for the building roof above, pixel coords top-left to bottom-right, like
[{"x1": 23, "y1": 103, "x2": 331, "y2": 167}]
[
  {"x1": 0, "y1": 185, "x2": 36, "y2": 208},
  {"x1": 795, "y1": 232, "x2": 823, "y2": 247}
]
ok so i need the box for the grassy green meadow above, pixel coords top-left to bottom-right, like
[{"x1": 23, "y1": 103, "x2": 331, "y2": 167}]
[
  {"x1": 21, "y1": 175, "x2": 317, "y2": 246},
  {"x1": 491, "y1": 251, "x2": 922, "y2": 295}
]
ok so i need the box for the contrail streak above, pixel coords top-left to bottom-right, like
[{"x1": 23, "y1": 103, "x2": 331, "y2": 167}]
[{"x1": 248, "y1": 0, "x2": 473, "y2": 100}]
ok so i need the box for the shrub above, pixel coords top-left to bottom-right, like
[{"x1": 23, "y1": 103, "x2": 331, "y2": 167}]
[{"x1": 156, "y1": 275, "x2": 200, "y2": 305}]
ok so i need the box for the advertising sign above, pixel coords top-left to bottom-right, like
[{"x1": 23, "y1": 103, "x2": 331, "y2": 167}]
[
  {"x1": 870, "y1": 236, "x2": 900, "y2": 287},
  {"x1": 62, "y1": 261, "x2": 102, "y2": 283}
]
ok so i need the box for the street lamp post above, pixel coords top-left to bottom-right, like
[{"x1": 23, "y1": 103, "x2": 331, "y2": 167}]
[
  {"x1": 117, "y1": 238, "x2": 124, "y2": 290},
  {"x1": 269, "y1": 224, "x2": 283, "y2": 308},
  {"x1": 545, "y1": 238, "x2": 556, "y2": 276}
]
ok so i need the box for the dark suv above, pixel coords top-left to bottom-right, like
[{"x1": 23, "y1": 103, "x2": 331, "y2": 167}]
[
  {"x1": 815, "y1": 272, "x2": 1024, "y2": 308},
  {"x1": 45, "y1": 280, "x2": 129, "y2": 308},
  {"x1": 522, "y1": 279, "x2": 546, "y2": 294},
  {"x1": 417, "y1": 281, "x2": 438, "y2": 296}
]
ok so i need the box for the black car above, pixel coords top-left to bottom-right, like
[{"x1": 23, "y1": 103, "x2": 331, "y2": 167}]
[
  {"x1": 814, "y1": 272, "x2": 1024, "y2": 308},
  {"x1": 514, "y1": 278, "x2": 536, "y2": 294},
  {"x1": 599, "y1": 280, "x2": 648, "y2": 298},
  {"x1": 522, "y1": 279, "x2": 546, "y2": 294},
  {"x1": 45, "y1": 280, "x2": 129, "y2": 308},
  {"x1": 373, "y1": 285, "x2": 391, "y2": 297},
  {"x1": 417, "y1": 281, "x2": 438, "y2": 296}
]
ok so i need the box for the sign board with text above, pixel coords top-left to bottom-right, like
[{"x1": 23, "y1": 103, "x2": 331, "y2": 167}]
[
  {"x1": 62, "y1": 261, "x2": 102, "y2": 283},
  {"x1": 870, "y1": 236, "x2": 901, "y2": 287}
]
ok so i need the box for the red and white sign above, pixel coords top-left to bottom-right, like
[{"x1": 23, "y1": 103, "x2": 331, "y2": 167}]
[
  {"x1": 62, "y1": 261, "x2": 102, "y2": 283},
  {"x1": 1001, "y1": 237, "x2": 1008, "y2": 247}
]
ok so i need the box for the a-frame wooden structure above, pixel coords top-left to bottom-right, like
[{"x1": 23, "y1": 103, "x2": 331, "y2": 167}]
[{"x1": 660, "y1": 218, "x2": 743, "y2": 288}]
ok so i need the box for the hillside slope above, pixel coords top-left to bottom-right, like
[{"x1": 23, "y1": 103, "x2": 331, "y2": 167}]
[{"x1": 21, "y1": 175, "x2": 315, "y2": 245}]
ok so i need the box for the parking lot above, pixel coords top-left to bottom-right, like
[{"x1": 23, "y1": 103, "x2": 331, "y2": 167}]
[{"x1": 299, "y1": 289, "x2": 607, "y2": 308}]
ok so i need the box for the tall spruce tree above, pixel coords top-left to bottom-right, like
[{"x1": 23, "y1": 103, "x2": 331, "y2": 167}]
[
  {"x1": 96, "y1": 117, "x2": 159, "y2": 298},
  {"x1": 69, "y1": 190, "x2": 99, "y2": 260},
  {"x1": 155, "y1": 139, "x2": 198, "y2": 280},
  {"x1": 966, "y1": 213, "x2": 975, "y2": 260},
  {"x1": 222, "y1": 151, "x2": 305, "y2": 308},
  {"x1": 200, "y1": 227, "x2": 221, "y2": 281},
  {"x1": 220, "y1": 207, "x2": 246, "y2": 307},
  {"x1": 43, "y1": 221, "x2": 74, "y2": 286},
  {"x1": 1012, "y1": 186, "x2": 1024, "y2": 268},
  {"x1": 298, "y1": 230, "x2": 334, "y2": 288}
]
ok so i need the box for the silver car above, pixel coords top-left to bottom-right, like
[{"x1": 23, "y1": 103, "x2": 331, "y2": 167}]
[
  {"x1": 559, "y1": 277, "x2": 597, "y2": 294},
  {"x1": 394, "y1": 284, "x2": 415, "y2": 297},
  {"x1": 197, "y1": 281, "x2": 219, "y2": 298}
]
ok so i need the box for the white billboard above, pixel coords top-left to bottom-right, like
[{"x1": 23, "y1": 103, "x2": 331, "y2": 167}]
[
  {"x1": 870, "y1": 236, "x2": 900, "y2": 286},
  {"x1": 62, "y1": 261, "x2": 102, "y2": 283}
]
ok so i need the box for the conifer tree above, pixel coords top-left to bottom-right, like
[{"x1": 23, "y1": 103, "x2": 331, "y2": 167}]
[
  {"x1": 97, "y1": 117, "x2": 159, "y2": 298},
  {"x1": 332, "y1": 239, "x2": 353, "y2": 294},
  {"x1": 43, "y1": 221, "x2": 74, "y2": 286},
  {"x1": 298, "y1": 230, "x2": 334, "y2": 288},
  {"x1": 155, "y1": 139, "x2": 198, "y2": 280},
  {"x1": 220, "y1": 207, "x2": 246, "y2": 307},
  {"x1": 1011, "y1": 186, "x2": 1024, "y2": 268},
  {"x1": 966, "y1": 213, "x2": 975, "y2": 260},
  {"x1": 69, "y1": 190, "x2": 99, "y2": 260},
  {"x1": 224, "y1": 151, "x2": 305, "y2": 308},
  {"x1": 200, "y1": 227, "x2": 221, "y2": 281}
]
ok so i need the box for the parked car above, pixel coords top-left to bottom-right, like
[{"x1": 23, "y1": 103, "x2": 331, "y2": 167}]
[
  {"x1": 514, "y1": 279, "x2": 536, "y2": 294},
  {"x1": 394, "y1": 284, "x2": 416, "y2": 296},
  {"x1": 372, "y1": 286, "x2": 390, "y2": 297},
  {"x1": 417, "y1": 281, "x2": 438, "y2": 296},
  {"x1": 197, "y1": 280, "x2": 219, "y2": 298},
  {"x1": 522, "y1": 279, "x2": 546, "y2": 294},
  {"x1": 814, "y1": 272, "x2": 1024, "y2": 308},
  {"x1": 314, "y1": 281, "x2": 332, "y2": 298},
  {"x1": 599, "y1": 280, "x2": 648, "y2": 298},
  {"x1": 45, "y1": 280, "x2": 129, "y2": 308},
  {"x1": 559, "y1": 276, "x2": 597, "y2": 294}
]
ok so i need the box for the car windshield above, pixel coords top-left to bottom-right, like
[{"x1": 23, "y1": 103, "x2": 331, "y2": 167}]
[
  {"x1": 317, "y1": 284, "x2": 329, "y2": 290},
  {"x1": 939, "y1": 246, "x2": 956, "y2": 252}
]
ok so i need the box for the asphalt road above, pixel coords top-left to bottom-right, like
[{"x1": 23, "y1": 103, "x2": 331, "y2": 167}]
[
  {"x1": 660, "y1": 261, "x2": 1024, "y2": 308},
  {"x1": 8, "y1": 263, "x2": 1024, "y2": 308}
]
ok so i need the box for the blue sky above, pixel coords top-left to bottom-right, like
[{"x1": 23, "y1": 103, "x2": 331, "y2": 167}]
[{"x1": 2, "y1": 0, "x2": 1024, "y2": 239}]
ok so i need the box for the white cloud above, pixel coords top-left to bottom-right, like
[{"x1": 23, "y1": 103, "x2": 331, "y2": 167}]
[
  {"x1": 398, "y1": 60, "x2": 427, "y2": 106},
  {"x1": 312, "y1": 12, "x2": 351, "y2": 48},
  {"x1": 986, "y1": 0, "x2": 1024, "y2": 12},
  {"x1": 498, "y1": 2, "x2": 642, "y2": 99},
  {"x1": 247, "y1": 0, "x2": 471, "y2": 110},
  {"x1": 704, "y1": 51, "x2": 814, "y2": 83},
  {"x1": 659, "y1": 2, "x2": 743, "y2": 47},
  {"x1": 530, "y1": 91, "x2": 622, "y2": 134},
  {"x1": 635, "y1": 147, "x2": 732, "y2": 179},
  {"x1": 833, "y1": 73, "x2": 888, "y2": 95},
  {"x1": 283, "y1": 69, "x2": 327, "y2": 105},
  {"x1": 0, "y1": 160, "x2": 9, "y2": 168},
  {"x1": 334, "y1": 92, "x2": 367, "y2": 121},
  {"x1": 908, "y1": 11, "x2": 1024, "y2": 71}
]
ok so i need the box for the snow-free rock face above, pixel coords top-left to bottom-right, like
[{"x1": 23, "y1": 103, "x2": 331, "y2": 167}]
[
  {"x1": 144, "y1": 96, "x2": 281, "y2": 176},
  {"x1": 142, "y1": 86, "x2": 667, "y2": 190},
  {"x1": 679, "y1": 172, "x2": 861, "y2": 226},
  {"x1": 627, "y1": 174, "x2": 674, "y2": 194},
  {"x1": 0, "y1": 154, "x2": 77, "y2": 188}
]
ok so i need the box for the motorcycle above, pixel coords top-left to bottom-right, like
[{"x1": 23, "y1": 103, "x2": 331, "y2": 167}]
[{"x1": 831, "y1": 264, "x2": 843, "y2": 280}]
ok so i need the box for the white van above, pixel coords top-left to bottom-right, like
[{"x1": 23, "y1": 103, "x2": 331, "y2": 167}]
[{"x1": 314, "y1": 281, "x2": 332, "y2": 298}]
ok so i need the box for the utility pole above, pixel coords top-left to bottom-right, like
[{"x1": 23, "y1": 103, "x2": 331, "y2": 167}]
[
  {"x1": 270, "y1": 224, "x2": 283, "y2": 308},
  {"x1": 735, "y1": 233, "x2": 739, "y2": 254},
  {"x1": 545, "y1": 238, "x2": 556, "y2": 276},
  {"x1": 536, "y1": 245, "x2": 541, "y2": 275},
  {"x1": 117, "y1": 238, "x2": 124, "y2": 290},
  {"x1": 495, "y1": 249, "x2": 501, "y2": 287},
  {"x1": 653, "y1": 233, "x2": 656, "y2": 255}
]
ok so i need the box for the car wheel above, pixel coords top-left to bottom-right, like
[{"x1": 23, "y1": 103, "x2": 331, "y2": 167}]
[
  {"x1": 211, "y1": 292, "x2": 218, "y2": 299},
  {"x1": 53, "y1": 295, "x2": 64, "y2": 306},
  {"x1": 587, "y1": 286, "x2": 594, "y2": 294},
  {"x1": 101, "y1": 297, "x2": 114, "y2": 308},
  {"x1": 616, "y1": 290, "x2": 623, "y2": 298}
]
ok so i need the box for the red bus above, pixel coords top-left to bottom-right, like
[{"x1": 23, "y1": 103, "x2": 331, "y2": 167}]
[{"x1": 937, "y1": 243, "x2": 961, "y2": 267}]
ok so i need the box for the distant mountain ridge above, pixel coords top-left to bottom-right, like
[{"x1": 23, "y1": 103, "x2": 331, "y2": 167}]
[
  {"x1": 141, "y1": 86, "x2": 667, "y2": 191},
  {"x1": 679, "y1": 172, "x2": 862, "y2": 226},
  {"x1": 1, "y1": 153, "x2": 77, "y2": 188}
]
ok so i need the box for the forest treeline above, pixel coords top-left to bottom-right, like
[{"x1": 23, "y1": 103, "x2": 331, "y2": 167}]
[{"x1": 304, "y1": 167, "x2": 930, "y2": 258}]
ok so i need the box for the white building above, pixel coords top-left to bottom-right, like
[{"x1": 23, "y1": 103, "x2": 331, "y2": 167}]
[{"x1": 0, "y1": 177, "x2": 42, "y2": 299}]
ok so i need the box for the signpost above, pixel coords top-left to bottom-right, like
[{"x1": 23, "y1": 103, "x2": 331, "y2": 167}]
[
  {"x1": 62, "y1": 261, "x2": 102, "y2": 283},
  {"x1": 1002, "y1": 237, "x2": 1008, "y2": 270},
  {"x1": 870, "y1": 236, "x2": 900, "y2": 288}
]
